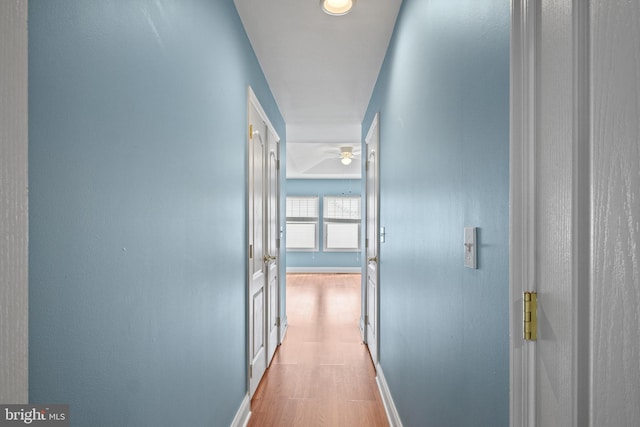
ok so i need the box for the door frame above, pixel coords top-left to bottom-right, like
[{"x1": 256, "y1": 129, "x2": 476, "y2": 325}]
[
  {"x1": 265, "y1": 123, "x2": 281, "y2": 368},
  {"x1": 509, "y1": 0, "x2": 590, "y2": 424},
  {"x1": 364, "y1": 112, "x2": 380, "y2": 367},
  {"x1": 246, "y1": 86, "x2": 281, "y2": 397}
]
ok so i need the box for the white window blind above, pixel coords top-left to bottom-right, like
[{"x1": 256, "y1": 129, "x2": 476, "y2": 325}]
[
  {"x1": 286, "y1": 196, "x2": 318, "y2": 251},
  {"x1": 287, "y1": 197, "x2": 318, "y2": 219},
  {"x1": 323, "y1": 196, "x2": 361, "y2": 251},
  {"x1": 326, "y1": 223, "x2": 360, "y2": 249},
  {"x1": 324, "y1": 196, "x2": 361, "y2": 220},
  {"x1": 286, "y1": 223, "x2": 317, "y2": 249}
]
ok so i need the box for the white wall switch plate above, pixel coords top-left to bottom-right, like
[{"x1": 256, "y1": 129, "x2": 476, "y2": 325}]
[{"x1": 464, "y1": 227, "x2": 477, "y2": 269}]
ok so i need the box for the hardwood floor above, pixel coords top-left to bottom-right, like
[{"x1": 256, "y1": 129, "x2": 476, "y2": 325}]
[{"x1": 248, "y1": 273, "x2": 389, "y2": 427}]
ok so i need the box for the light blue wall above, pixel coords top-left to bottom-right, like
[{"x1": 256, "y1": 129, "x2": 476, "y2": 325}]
[
  {"x1": 286, "y1": 179, "x2": 361, "y2": 269},
  {"x1": 28, "y1": 1, "x2": 284, "y2": 426},
  {"x1": 362, "y1": 0, "x2": 510, "y2": 425}
]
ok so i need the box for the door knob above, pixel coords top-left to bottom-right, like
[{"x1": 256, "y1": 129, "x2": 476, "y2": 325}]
[
  {"x1": 368, "y1": 256, "x2": 378, "y2": 263},
  {"x1": 263, "y1": 254, "x2": 277, "y2": 263}
]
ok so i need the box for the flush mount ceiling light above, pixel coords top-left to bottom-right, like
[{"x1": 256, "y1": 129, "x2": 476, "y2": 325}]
[
  {"x1": 321, "y1": 0, "x2": 354, "y2": 16},
  {"x1": 340, "y1": 146, "x2": 354, "y2": 165}
]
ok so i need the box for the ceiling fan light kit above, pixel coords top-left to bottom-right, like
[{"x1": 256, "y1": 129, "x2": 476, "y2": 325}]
[
  {"x1": 321, "y1": 0, "x2": 354, "y2": 16},
  {"x1": 340, "y1": 146, "x2": 354, "y2": 165}
]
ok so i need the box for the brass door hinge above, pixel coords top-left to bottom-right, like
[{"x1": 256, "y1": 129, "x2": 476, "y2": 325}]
[
  {"x1": 249, "y1": 124, "x2": 253, "y2": 138},
  {"x1": 276, "y1": 317, "x2": 281, "y2": 327},
  {"x1": 249, "y1": 364, "x2": 253, "y2": 378},
  {"x1": 249, "y1": 244, "x2": 253, "y2": 259},
  {"x1": 524, "y1": 291, "x2": 537, "y2": 341}
]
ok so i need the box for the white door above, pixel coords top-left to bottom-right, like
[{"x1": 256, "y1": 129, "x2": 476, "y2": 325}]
[
  {"x1": 511, "y1": 1, "x2": 640, "y2": 425},
  {"x1": 248, "y1": 101, "x2": 266, "y2": 398},
  {"x1": 247, "y1": 88, "x2": 281, "y2": 398},
  {"x1": 265, "y1": 128, "x2": 280, "y2": 366},
  {"x1": 365, "y1": 113, "x2": 380, "y2": 366},
  {"x1": 588, "y1": 1, "x2": 640, "y2": 424}
]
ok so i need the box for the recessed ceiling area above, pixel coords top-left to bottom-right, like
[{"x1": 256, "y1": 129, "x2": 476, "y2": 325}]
[
  {"x1": 234, "y1": 0, "x2": 402, "y2": 177},
  {"x1": 287, "y1": 142, "x2": 362, "y2": 179}
]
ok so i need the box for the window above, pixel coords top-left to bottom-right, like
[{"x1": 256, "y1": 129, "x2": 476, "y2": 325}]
[
  {"x1": 286, "y1": 196, "x2": 319, "y2": 251},
  {"x1": 323, "y1": 196, "x2": 361, "y2": 251}
]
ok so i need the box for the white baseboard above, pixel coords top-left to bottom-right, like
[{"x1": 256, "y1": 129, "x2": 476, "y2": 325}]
[
  {"x1": 230, "y1": 393, "x2": 251, "y2": 427},
  {"x1": 376, "y1": 364, "x2": 403, "y2": 427},
  {"x1": 286, "y1": 267, "x2": 361, "y2": 274}
]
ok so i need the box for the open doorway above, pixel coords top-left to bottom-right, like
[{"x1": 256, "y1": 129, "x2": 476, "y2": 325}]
[
  {"x1": 247, "y1": 272, "x2": 388, "y2": 426},
  {"x1": 283, "y1": 157, "x2": 367, "y2": 350}
]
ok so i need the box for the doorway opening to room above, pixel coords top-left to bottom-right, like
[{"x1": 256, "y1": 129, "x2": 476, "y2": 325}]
[
  {"x1": 283, "y1": 118, "x2": 380, "y2": 367},
  {"x1": 247, "y1": 272, "x2": 389, "y2": 426},
  {"x1": 246, "y1": 114, "x2": 384, "y2": 423}
]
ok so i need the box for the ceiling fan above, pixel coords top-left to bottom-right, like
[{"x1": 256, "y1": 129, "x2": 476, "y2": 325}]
[{"x1": 331, "y1": 146, "x2": 361, "y2": 165}]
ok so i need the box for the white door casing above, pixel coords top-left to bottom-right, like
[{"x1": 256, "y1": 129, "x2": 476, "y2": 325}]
[
  {"x1": 248, "y1": 99, "x2": 266, "y2": 398},
  {"x1": 247, "y1": 87, "x2": 281, "y2": 398},
  {"x1": 265, "y1": 127, "x2": 280, "y2": 367},
  {"x1": 510, "y1": 0, "x2": 588, "y2": 424},
  {"x1": 365, "y1": 113, "x2": 380, "y2": 366}
]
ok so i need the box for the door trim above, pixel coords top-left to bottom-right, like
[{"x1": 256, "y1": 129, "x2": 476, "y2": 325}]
[
  {"x1": 248, "y1": 88, "x2": 280, "y2": 142},
  {"x1": 510, "y1": 1, "x2": 591, "y2": 424},
  {"x1": 570, "y1": 2, "x2": 591, "y2": 424},
  {"x1": 509, "y1": 0, "x2": 539, "y2": 424},
  {"x1": 364, "y1": 112, "x2": 380, "y2": 366}
]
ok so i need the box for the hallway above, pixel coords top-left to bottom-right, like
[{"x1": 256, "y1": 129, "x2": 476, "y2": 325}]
[{"x1": 248, "y1": 274, "x2": 388, "y2": 426}]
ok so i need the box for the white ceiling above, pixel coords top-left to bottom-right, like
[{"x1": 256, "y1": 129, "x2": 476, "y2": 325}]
[
  {"x1": 286, "y1": 142, "x2": 362, "y2": 179},
  {"x1": 234, "y1": 0, "x2": 402, "y2": 178}
]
